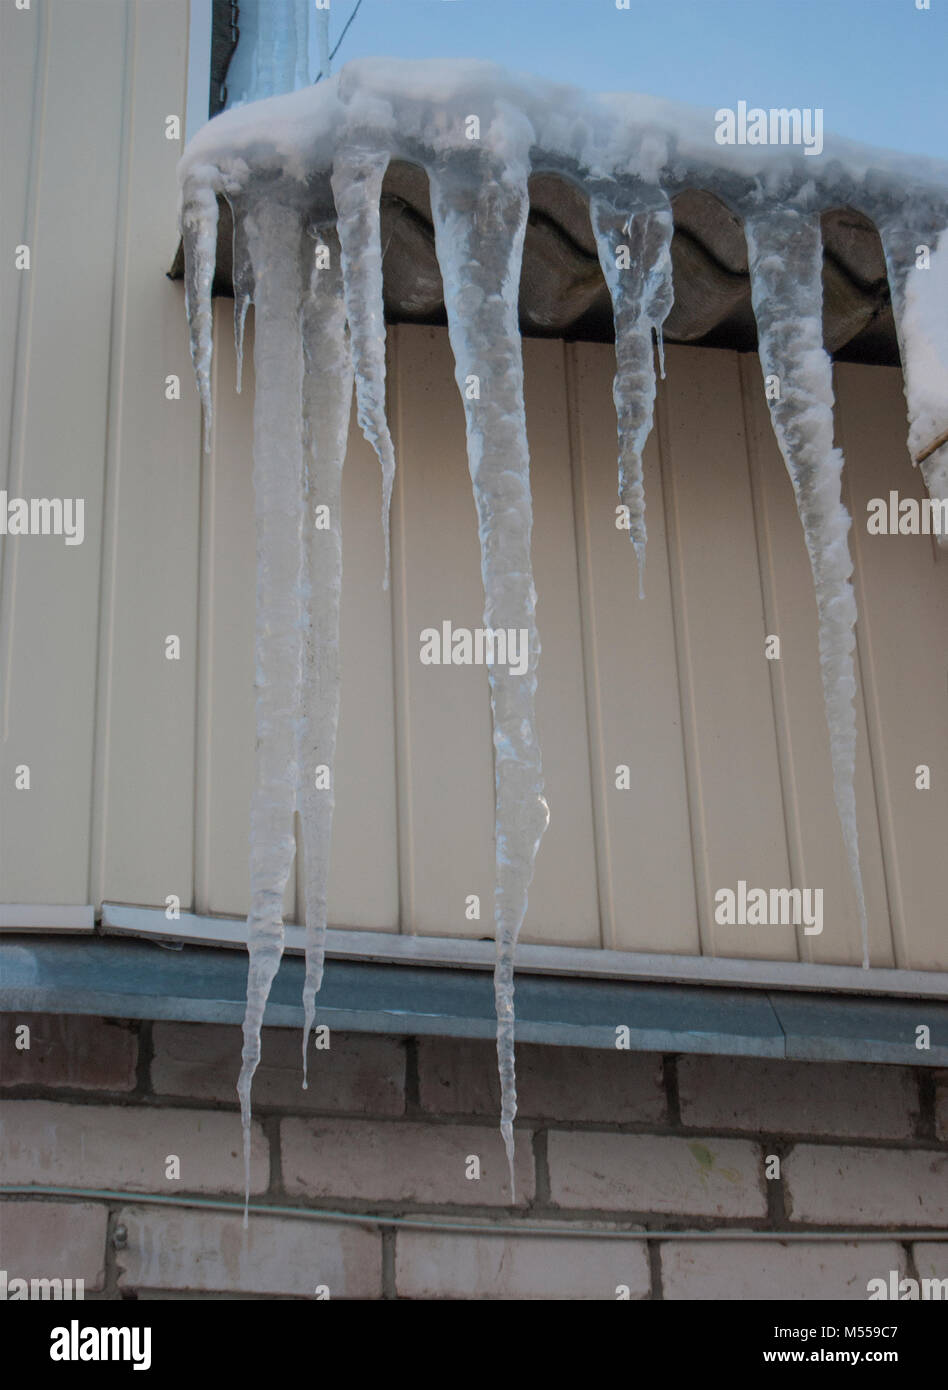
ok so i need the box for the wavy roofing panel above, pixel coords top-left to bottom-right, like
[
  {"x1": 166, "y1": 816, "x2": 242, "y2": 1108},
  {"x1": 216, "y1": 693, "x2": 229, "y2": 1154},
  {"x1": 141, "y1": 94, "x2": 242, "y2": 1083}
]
[{"x1": 172, "y1": 170, "x2": 899, "y2": 364}]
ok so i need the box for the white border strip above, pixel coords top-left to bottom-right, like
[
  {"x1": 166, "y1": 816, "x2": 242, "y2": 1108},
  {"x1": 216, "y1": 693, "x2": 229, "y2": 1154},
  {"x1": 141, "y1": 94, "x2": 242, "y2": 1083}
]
[
  {"x1": 0, "y1": 904, "x2": 95, "y2": 931},
  {"x1": 185, "y1": 0, "x2": 213, "y2": 144},
  {"x1": 100, "y1": 904, "x2": 948, "y2": 999}
]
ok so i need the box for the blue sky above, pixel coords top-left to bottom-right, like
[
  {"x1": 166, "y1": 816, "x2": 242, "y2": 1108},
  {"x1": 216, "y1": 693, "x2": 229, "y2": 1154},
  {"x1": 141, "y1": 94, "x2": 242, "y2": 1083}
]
[{"x1": 311, "y1": 0, "x2": 947, "y2": 158}]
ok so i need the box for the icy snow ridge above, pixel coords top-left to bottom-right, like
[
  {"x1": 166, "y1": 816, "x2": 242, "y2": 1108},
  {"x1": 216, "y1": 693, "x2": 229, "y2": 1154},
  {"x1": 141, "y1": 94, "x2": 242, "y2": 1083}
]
[{"x1": 179, "y1": 59, "x2": 948, "y2": 1206}]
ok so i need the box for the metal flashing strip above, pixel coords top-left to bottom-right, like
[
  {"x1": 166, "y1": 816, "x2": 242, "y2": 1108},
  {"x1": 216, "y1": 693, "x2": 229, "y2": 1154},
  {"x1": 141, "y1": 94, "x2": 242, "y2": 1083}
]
[
  {"x1": 100, "y1": 903, "x2": 948, "y2": 1001},
  {"x1": 1, "y1": 934, "x2": 945, "y2": 1066},
  {"x1": 0, "y1": 905, "x2": 95, "y2": 931}
]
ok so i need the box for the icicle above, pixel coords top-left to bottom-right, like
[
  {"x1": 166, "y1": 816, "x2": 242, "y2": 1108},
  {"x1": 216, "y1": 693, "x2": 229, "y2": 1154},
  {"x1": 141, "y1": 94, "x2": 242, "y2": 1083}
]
[
  {"x1": 655, "y1": 324, "x2": 667, "y2": 382},
  {"x1": 877, "y1": 216, "x2": 948, "y2": 541},
  {"x1": 331, "y1": 149, "x2": 397, "y2": 589},
  {"x1": 230, "y1": 201, "x2": 253, "y2": 395},
  {"x1": 429, "y1": 148, "x2": 551, "y2": 1201},
  {"x1": 745, "y1": 207, "x2": 870, "y2": 969},
  {"x1": 298, "y1": 226, "x2": 354, "y2": 1085},
  {"x1": 236, "y1": 195, "x2": 308, "y2": 1221},
  {"x1": 181, "y1": 182, "x2": 219, "y2": 452},
  {"x1": 590, "y1": 196, "x2": 674, "y2": 599}
]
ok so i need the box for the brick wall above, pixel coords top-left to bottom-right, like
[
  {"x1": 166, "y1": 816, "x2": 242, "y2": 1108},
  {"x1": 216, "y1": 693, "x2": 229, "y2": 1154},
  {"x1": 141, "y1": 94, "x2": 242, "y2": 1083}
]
[{"x1": 0, "y1": 1015, "x2": 946, "y2": 1299}]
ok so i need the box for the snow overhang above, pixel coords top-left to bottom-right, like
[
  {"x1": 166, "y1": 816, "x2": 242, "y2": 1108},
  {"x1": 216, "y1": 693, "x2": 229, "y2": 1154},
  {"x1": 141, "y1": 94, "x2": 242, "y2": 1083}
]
[
  {"x1": 170, "y1": 60, "x2": 948, "y2": 368},
  {"x1": 174, "y1": 59, "x2": 948, "y2": 506}
]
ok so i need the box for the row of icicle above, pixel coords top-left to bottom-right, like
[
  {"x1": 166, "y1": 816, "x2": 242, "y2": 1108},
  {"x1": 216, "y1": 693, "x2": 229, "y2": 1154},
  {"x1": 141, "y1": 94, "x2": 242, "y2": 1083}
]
[{"x1": 182, "y1": 140, "x2": 941, "y2": 1212}]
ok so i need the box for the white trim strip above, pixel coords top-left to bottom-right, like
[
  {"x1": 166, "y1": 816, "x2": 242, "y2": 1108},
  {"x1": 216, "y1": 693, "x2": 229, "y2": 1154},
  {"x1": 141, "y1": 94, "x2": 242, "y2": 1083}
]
[
  {"x1": 0, "y1": 904, "x2": 95, "y2": 930},
  {"x1": 185, "y1": 0, "x2": 213, "y2": 144},
  {"x1": 100, "y1": 904, "x2": 948, "y2": 999}
]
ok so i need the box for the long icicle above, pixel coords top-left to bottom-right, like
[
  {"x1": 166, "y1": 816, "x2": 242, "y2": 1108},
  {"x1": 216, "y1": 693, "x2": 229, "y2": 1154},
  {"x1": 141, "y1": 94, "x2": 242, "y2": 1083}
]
[
  {"x1": 877, "y1": 215, "x2": 948, "y2": 537},
  {"x1": 745, "y1": 206, "x2": 870, "y2": 969},
  {"x1": 181, "y1": 181, "x2": 219, "y2": 452},
  {"x1": 429, "y1": 148, "x2": 550, "y2": 1203},
  {"x1": 231, "y1": 200, "x2": 253, "y2": 395},
  {"x1": 236, "y1": 196, "x2": 307, "y2": 1221},
  {"x1": 331, "y1": 148, "x2": 397, "y2": 588},
  {"x1": 590, "y1": 196, "x2": 675, "y2": 599},
  {"x1": 299, "y1": 224, "x2": 354, "y2": 1085}
]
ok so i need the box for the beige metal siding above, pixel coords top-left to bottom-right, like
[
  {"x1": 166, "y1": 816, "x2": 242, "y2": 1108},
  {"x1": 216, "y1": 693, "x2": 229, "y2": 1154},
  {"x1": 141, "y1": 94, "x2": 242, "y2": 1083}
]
[
  {"x1": 837, "y1": 363, "x2": 948, "y2": 971},
  {"x1": 569, "y1": 343, "x2": 698, "y2": 954},
  {"x1": 740, "y1": 356, "x2": 892, "y2": 969},
  {"x1": 2, "y1": 0, "x2": 136, "y2": 905},
  {"x1": 2, "y1": 1, "x2": 946, "y2": 972},
  {"x1": 92, "y1": 0, "x2": 199, "y2": 916}
]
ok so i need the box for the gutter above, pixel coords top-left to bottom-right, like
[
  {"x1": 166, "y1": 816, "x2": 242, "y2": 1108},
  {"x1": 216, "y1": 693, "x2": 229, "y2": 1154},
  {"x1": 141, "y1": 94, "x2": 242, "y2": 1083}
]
[{"x1": 1, "y1": 931, "x2": 945, "y2": 1067}]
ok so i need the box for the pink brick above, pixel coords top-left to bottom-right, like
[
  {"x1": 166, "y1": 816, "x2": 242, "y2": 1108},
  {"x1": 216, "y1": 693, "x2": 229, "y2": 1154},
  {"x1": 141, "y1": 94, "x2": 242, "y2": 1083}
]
[
  {"x1": 0, "y1": 1014, "x2": 137, "y2": 1092},
  {"x1": 281, "y1": 1118, "x2": 534, "y2": 1206},
  {"x1": 395, "y1": 1230, "x2": 650, "y2": 1299},
  {"x1": 786, "y1": 1145, "x2": 948, "y2": 1225},
  {"x1": 678, "y1": 1056, "x2": 917, "y2": 1139},
  {"x1": 116, "y1": 1205, "x2": 381, "y2": 1298},
  {"x1": 0, "y1": 1101, "x2": 268, "y2": 1195},
  {"x1": 417, "y1": 1038, "x2": 665, "y2": 1123},
  {"x1": 0, "y1": 1200, "x2": 108, "y2": 1289},
  {"x1": 151, "y1": 1023, "x2": 404, "y2": 1114},
  {"x1": 661, "y1": 1240, "x2": 908, "y2": 1301},
  {"x1": 548, "y1": 1131, "x2": 766, "y2": 1216}
]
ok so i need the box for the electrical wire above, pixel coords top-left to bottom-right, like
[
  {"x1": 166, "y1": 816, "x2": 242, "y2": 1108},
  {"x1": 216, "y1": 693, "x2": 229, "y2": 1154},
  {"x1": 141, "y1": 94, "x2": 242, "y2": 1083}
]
[
  {"x1": 2, "y1": 1187, "x2": 946, "y2": 1242},
  {"x1": 314, "y1": 0, "x2": 364, "y2": 82},
  {"x1": 330, "y1": 0, "x2": 364, "y2": 63}
]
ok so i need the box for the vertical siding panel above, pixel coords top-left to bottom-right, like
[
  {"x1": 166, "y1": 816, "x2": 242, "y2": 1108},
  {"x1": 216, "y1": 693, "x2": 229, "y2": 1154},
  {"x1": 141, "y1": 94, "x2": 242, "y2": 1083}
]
[
  {"x1": 1, "y1": 0, "x2": 127, "y2": 904},
  {"x1": 198, "y1": 303, "x2": 261, "y2": 920},
  {"x1": 388, "y1": 325, "x2": 414, "y2": 932},
  {"x1": 658, "y1": 346, "x2": 796, "y2": 960},
  {"x1": 390, "y1": 329, "x2": 599, "y2": 944},
  {"x1": 568, "y1": 342, "x2": 698, "y2": 953},
  {"x1": 0, "y1": 0, "x2": 44, "y2": 493},
  {"x1": 324, "y1": 356, "x2": 399, "y2": 931},
  {"x1": 740, "y1": 356, "x2": 892, "y2": 967},
  {"x1": 95, "y1": 0, "x2": 200, "y2": 911},
  {"x1": 390, "y1": 324, "x2": 494, "y2": 937},
  {"x1": 193, "y1": 296, "x2": 219, "y2": 918},
  {"x1": 520, "y1": 339, "x2": 598, "y2": 946},
  {"x1": 837, "y1": 362, "x2": 948, "y2": 971}
]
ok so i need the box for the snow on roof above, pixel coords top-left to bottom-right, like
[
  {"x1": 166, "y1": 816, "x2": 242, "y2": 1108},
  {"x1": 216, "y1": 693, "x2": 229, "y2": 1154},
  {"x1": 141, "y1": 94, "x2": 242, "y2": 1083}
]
[
  {"x1": 175, "y1": 59, "x2": 948, "y2": 366},
  {"x1": 181, "y1": 57, "x2": 948, "y2": 201}
]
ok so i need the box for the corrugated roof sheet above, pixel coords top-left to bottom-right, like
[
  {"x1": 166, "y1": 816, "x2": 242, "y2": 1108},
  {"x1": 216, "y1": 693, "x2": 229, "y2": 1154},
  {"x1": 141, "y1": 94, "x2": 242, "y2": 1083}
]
[{"x1": 171, "y1": 162, "x2": 899, "y2": 364}]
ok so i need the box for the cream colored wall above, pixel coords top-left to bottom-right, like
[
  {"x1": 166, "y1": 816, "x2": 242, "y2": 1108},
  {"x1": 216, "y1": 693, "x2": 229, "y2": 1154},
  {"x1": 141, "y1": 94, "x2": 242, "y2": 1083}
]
[
  {"x1": 2, "y1": 1, "x2": 945, "y2": 971},
  {"x1": 1, "y1": 0, "x2": 198, "y2": 913}
]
